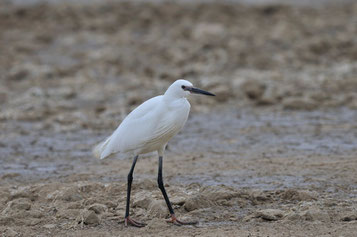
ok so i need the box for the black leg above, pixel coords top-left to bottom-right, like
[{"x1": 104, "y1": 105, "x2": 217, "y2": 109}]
[
  {"x1": 158, "y1": 155, "x2": 198, "y2": 226},
  {"x1": 124, "y1": 156, "x2": 146, "y2": 227},
  {"x1": 157, "y1": 156, "x2": 175, "y2": 215},
  {"x1": 125, "y1": 155, "x2": 138, "y2": 218}
]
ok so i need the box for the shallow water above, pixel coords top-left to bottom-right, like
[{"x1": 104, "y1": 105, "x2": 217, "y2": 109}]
[{"x1": 1, "y1": 107, "x2": 356, "y2": 196}]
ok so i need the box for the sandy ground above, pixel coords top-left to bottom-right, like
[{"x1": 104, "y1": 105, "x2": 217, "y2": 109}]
[{"x1": 1, "y1": 1, "x2": 357, "y2": 236}]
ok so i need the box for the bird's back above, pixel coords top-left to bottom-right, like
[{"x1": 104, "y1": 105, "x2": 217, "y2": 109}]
[{"x1": 96, "y1": 95, "x2": 190, "y2": 159}]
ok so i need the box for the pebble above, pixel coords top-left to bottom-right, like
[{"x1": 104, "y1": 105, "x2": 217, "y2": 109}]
[
  {"x1": 43, "y1": 224, "x2": 57, "y2": 229},
  {"x1": 81, "y1": 210, "x2": 101, "y2": 225},
  {"x1": 301, "y1": 207, "x2": 330, "y2": 222},
  {"x1": 147, "y1": 200, "x2": 168, "y2": 218},
  {"x1": 88, "y1": 203, "x2": 108, "y2": 214},
  {"x1": 341, "y1": 212, "x2": 357, "y2": 222},
  {"x1": 255, "y1": 209, "x2": 284, "y2": 221}
]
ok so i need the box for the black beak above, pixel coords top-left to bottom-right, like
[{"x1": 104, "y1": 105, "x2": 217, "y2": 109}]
[{"x1": 188, "y1": 87, "x2": 215, "y2": 96}]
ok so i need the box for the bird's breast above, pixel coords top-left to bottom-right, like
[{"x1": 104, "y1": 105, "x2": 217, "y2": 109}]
[
  {"x1": 159, "y1": 101, "x2": 190, "y2": 138},
  {"x1": 166, "y1": 99, "x2": 190, "y2": 129},
  {"x1": 140, "y1": 99, "x2": 190, "y2": 152}
]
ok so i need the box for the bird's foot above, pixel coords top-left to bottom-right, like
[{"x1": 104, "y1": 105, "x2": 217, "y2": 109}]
[
  {"x1": 166, "y1": 214, "x2": 198, "y2": 226},
  {"x1": 124, "y1": 216, "x2": 147, "y2": 228}
]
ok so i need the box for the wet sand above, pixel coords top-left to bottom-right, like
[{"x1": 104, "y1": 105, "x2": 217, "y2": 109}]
[{"x1": 1, "y1": 1, "x2": 357, "y2": 236}]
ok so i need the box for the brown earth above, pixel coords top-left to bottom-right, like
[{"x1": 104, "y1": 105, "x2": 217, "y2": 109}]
[{"x1": 0, "y1": 1, "x2": 357, "y2": 236}]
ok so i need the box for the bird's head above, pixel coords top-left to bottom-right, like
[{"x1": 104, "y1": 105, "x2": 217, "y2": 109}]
[{"x1": 164, "y1": 79, "x2": 215, "y2": 99}]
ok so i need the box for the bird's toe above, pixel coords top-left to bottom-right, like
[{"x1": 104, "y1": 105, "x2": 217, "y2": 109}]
[
  {"x1": 125, "y1": 216, "x2": 147, "y2": 228},
  {"x1": 166, "y1": 214, "x2": 198, "y2": 226}
]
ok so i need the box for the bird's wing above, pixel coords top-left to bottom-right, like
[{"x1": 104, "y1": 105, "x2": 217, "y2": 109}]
[
  {"x1": 125, "y1": 96, "x2": 163, "y2": 120},
  {"x1": 100, "y1": 96, "x2": 165, "y2": 158},
  {"x1": 140, "y1": 99, "x2": 190, "y2": 151}
]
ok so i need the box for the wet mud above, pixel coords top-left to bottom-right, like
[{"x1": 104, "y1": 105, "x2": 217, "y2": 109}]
[{"x1": 1, "y1": 1, "x2": 357, "y2": 236}]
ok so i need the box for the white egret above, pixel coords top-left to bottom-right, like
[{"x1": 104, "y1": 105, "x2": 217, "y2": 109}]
[{"x1": 93, "y1": 79, "x2": 215, "y2": 227}]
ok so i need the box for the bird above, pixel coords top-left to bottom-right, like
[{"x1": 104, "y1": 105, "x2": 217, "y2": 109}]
[{"x1": 93, "y1": 79, "x2": 215, "y2": 227}]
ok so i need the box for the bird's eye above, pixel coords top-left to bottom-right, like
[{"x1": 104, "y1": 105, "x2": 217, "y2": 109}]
[{"x1": 181, "y1": 85, "x2": 186, "y2": 90}]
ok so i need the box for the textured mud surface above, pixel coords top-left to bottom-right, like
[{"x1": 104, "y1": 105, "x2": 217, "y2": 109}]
[{"x1": 1, "y1": 1, "x2": 357, "y2": 236}]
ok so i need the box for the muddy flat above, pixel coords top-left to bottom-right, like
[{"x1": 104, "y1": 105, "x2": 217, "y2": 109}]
[{"x1": 1, "y1": 1, "x2": 357, "y2": 236}]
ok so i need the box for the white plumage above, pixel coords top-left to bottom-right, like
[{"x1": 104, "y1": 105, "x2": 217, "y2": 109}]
[
  {"x1": 92, "y1": 79, "x2": 215, "y2": 227},
  {"x1": 93, "y1": 79, "x2": 213, "y2": 160}
]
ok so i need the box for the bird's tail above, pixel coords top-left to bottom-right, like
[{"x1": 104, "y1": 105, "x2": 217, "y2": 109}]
[{"x1": 92, "y1": 136, "x2": 111, "y2": 159}]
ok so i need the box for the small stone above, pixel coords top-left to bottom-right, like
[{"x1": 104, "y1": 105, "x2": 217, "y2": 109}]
[
  {"x1": 170, "y1": 196, "x2": 186, "y2": 206},
  {"x1": 285, "y1": 211, "x2": 300, "y2": 221},
  {"x1": 29, "y1": 210, "x2": 44, "y2": 219},
  {"x1": 104, "y1": 201, "x2": 117, "y2": 209},
  {"x1": 146, "y1": 217, "x2": 168, "y2": 229},
  {"x1": 43, "y1": 223, "x2": 56, "y2": 229},
  {"x1": 341, "y1": 212, "x2": 357, "y2": 222},
  {"x1": 82, "y1": 210, "x2": 101, "y2": 225},
  {"x1": 255, "y1": 209, "x2": 284, "y2": 221},
  {"x1": 201, "y1": 186, "x2": 240, "y2": 201},
  {"x1": 301, "y1": 207, "x2": 330, "y2": 222},
  {"x1": 56, "y1": 209, "x2": 80, "y2": 220},
  {"x1": 133, "y1": 196, "x2": 152, "y2": 209},
  {"x1": 147, "y1": 200, "x2": 168, "y2": 218},
  {"x1": 9, "y1": 198, "x2": 32, "y2": 210},
  {"x1": 59, "y1": 187, "x2": 82, "y2": 202},
  {"x1": 88, "y1": 203, "x2": 108, "y2": 214},
  {"x1": 184, "y1": 194, "x2": 212, "y2": 212}
]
